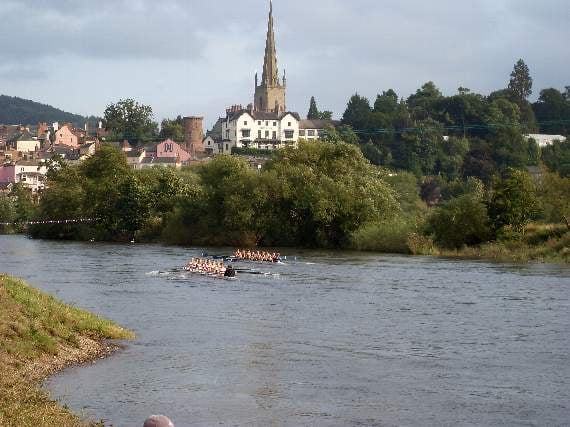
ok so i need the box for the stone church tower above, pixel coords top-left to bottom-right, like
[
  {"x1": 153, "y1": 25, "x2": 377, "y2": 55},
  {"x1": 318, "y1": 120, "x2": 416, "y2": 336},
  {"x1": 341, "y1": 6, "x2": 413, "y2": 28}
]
[{"x1": 254, "y1": 1, "x2": 286, "y2": 113}]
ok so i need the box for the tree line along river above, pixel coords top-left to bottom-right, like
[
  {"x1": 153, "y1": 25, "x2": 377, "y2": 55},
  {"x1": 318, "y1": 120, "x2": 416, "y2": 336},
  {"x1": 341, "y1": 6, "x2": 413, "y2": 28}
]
[{"x1": 0, "y1": 235, "x2": 569, "y2": 426}]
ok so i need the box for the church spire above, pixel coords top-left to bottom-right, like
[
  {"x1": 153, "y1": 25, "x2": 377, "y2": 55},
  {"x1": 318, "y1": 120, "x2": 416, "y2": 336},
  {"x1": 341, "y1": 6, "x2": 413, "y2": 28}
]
[{"x1": 262, "y1": 0, "x2": 278, "y2": 86}]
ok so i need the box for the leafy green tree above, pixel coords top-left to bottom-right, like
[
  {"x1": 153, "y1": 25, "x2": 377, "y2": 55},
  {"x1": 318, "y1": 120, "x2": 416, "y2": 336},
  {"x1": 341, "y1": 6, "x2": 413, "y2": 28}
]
[
  {"x1": 307, "y1": 96, "x2": 320, "y2": 119},
  {"x1": 435, "y1": 137, "x2": 469, "y2": 180},
  {"x1": 320, "y1": 124, "x2": 359, "y2": 145},
  {"x1": 165, "y1": 155, "x2": 266, "y2": 246},
  {"x1": 542, "y1": 138, "x2": 570, "y2": 177},
  {"x1": 159, "y1": 116, "x2": 185, "y2": 142},
  {"x1": 307, "y1": 97, "x2": 333, "y2": 120},
  {"x1": 374, "y1": 90, "x2": 399, "y2": 115},
  {"x1": 539, "y1": 171, "x2": 570, "y2": 230},
  {"x1": 263, "y1": 141, "x2": 399, "y2": 247},
  {"x1": 426, "y1": 194, "x2": 492, "y2": 249},
  {"x1": 407, "y1": 82, "x2": 443, "y2": 120},
  {"x1": 485, "y1": 98, "x2": 531, "y2": 171},
  {"x1": 0, "y1": 194, "x2": 16, "y2": 233},
  {"x1": 30, "y1": 167, "x2": 87, "y2": 240},
  {"x1": 10, "y1": 183, "x2": 35, "y2": 224},
  {"x1": 81, "y1": 144, "x2": 131, "y2": 181},
  {"x1": 136, "y1": 167, "x2": 188, "y2": 214},
  {"x1": 532, "y1": 88, "x2": 570, "y2": 134},
  {"x1": 488, "y1": 169, "x2": 540, "y2": 233},
  {"x1": 341, "y1": 94, "x2": 372, "y2": 131},
  {"x1": 103, "y1": 99, "x2": 158, "y2": 144},
  {"x1": 385, "y1": 172, "x2": 426, "y2": 218},
  {"x1": 508, "y1": 59, "x2": 533, "y2": 103},
  {"x1": 462, "y1": 138, "x2": 497, "y2": 184},
  {"x1": 396, "y1": 119, "x2": 443, "y2": 176}
]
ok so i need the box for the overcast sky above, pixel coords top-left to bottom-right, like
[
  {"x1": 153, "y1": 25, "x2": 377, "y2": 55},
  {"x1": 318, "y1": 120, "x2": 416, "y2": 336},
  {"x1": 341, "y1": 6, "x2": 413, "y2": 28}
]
[{"x1": 0, "y1": 0, "x2": 568, "y2": 128}]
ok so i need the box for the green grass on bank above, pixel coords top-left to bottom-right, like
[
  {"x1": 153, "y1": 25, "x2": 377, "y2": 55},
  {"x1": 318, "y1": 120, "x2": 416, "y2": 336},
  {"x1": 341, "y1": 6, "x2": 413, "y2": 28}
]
[
  {"x1": 0, "y1": 275, "x2": 134, "y2": 427},
  {"x1": 351, "y1": 222, "x2": 570, "y2": 264}
]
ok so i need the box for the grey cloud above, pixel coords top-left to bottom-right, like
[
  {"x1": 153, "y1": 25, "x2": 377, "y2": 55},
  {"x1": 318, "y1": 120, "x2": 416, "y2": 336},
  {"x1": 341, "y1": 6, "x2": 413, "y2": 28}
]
[{"x1": 0, "y1": 0, "x2": 568, "y2": 125}]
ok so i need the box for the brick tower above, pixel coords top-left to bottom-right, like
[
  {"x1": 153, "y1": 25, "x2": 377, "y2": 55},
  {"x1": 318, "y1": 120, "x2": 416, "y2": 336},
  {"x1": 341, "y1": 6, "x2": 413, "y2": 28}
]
[{"x1": 183, "y1": 116, "x2": 204, "y2": 155}]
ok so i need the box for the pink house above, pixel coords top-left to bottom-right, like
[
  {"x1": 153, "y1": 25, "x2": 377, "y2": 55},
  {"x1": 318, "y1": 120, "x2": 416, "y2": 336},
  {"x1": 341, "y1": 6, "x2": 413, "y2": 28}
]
[
  {"x1": 55, "y1": 124, "x2": 83, "y2": 148},
  {"x1": 155, "y1": 139, "x2": 191, "y2": 163}
]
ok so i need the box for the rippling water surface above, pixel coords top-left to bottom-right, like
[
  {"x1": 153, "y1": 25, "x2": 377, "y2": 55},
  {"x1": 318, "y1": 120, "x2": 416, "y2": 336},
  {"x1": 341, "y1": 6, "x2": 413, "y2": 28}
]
[{"x1": 1, "y1": 235, "x2": 569, "y2": 426}]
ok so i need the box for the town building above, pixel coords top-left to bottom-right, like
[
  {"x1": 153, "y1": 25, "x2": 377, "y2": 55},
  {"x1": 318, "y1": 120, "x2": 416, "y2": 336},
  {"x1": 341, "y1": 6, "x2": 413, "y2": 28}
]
[
  {"x1": 0, "y1": 159, "x2": 48, "y2": 193},
  {"x1": 525, "y1": 134, "x2": 567, "y2": 147}
]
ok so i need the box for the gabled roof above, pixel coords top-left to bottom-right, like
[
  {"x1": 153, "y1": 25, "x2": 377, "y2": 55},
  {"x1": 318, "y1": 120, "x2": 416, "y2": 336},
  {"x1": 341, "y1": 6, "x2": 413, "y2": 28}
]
[{"x1": 227, "y1": 109, "x2": 301, "y2": 122}]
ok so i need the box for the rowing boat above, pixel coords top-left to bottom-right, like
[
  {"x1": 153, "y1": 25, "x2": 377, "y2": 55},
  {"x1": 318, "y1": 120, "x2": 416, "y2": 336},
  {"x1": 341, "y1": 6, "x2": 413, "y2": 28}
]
[{"x1": 182, "y1": 266, "x2": 237, "y2": 280}]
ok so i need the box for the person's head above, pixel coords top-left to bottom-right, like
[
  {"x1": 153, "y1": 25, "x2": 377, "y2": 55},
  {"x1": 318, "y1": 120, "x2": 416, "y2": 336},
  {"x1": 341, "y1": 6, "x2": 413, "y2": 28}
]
[{"x1": 143, "y1": 415, "x2": 174, "y2": 427}]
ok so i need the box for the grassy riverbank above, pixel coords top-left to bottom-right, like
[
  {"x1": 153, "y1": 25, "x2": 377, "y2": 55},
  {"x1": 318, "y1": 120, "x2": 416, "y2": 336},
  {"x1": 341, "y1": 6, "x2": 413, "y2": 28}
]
[
  {"x1": 412, "y1": 223, "x2": 570, "y2": 264},
  {"x1": 0, "y1": 275, "x2": 134, "y2": 427}
]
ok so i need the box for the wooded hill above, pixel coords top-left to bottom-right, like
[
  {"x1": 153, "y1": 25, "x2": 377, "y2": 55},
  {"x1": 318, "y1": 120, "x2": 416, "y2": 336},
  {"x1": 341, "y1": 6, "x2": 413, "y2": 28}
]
[{"x1": 0, "y1": 95, "x2": 98, "y2": 126}]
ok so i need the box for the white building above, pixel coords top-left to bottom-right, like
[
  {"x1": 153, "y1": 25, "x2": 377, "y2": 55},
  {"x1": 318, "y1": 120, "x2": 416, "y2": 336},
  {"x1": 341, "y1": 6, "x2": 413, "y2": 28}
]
[
  {"x1": 525, "y1": 134, "x2": 567, "y2": 147},
  {"x1": 220, "y1": 109, "x2": 301, "y2": 154}
]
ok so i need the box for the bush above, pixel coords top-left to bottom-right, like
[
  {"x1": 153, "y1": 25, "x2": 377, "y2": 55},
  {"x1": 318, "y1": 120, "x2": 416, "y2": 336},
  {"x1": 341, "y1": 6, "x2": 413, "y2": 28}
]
[
  {"x1": 350, "y1": 219, "x2": 414, "y2": 253},
  {"x1": 426, "y1": 194, "x2": 492, "y2": 249}
]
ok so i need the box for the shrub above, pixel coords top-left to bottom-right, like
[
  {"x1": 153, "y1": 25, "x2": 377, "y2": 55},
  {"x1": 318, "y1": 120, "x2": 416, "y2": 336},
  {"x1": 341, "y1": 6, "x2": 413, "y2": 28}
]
[
  {"x1": 350, "y1": 219, "x2": 414, "y2": 253},
  {"x1": 426, "y1": 194, "x2": 492, "y2": 249}
]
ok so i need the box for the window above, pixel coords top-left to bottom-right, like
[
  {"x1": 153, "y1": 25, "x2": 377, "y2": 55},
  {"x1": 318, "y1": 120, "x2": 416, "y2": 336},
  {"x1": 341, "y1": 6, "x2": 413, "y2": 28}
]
[
  {"x1": 258, "y1": 130, "x2": 262, "y2": 139},
  {"x1": 299, "y1": 130, "x2": 306, "y2": 136},
  {"x1": 273, "y1": 122, "x2": 277, "y2": 126},
  {"x1": 284, "y1": 130, "x2": 294, "y2": 139},
  {"x1": 307, "y1": 130, "x2": 315, "y2": 137},
  {"x1": 288, "y1": 122, "x2": 291, "y2": 127},
  {"x1": 244, "y1": 121, "x2": 248, "y2": 125},
  {"x1": 265, "y1": 131, "x2": 269, "y2": 138},
  {"x1": 242, "y1": 130, "x2": 251, "y2": 138},
  {"x1": 265, "y1": 121, "x2": 269, "y2": 126},
  {"x1": 272, "y1": 131, "x2": 276, "y2": 139},
  {"x1": 226, "y1": 144, "x2": 229, "y2": 151},
  {"x1": 226, "y1": 130, "x2": 230, "y2": 138}
]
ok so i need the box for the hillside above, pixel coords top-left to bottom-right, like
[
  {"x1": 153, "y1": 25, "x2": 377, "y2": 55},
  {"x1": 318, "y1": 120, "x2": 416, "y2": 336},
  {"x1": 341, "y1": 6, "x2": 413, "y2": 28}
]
[{"x1": 0, "y1": 95, "x2": 99, "y2": 127}]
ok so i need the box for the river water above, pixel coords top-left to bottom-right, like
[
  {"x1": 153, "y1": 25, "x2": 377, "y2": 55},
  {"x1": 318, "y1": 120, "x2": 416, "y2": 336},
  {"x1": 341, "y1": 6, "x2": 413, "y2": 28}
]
[{"x1": 0, "y1": 235, "x2": 569, "y2": 426}]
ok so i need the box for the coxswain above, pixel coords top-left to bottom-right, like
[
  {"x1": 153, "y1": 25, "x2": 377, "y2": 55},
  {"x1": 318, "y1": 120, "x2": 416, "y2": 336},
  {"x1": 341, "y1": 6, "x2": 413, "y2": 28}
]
[{"x1": 224, "y1": 265, "x2": 236, "y2": 278}]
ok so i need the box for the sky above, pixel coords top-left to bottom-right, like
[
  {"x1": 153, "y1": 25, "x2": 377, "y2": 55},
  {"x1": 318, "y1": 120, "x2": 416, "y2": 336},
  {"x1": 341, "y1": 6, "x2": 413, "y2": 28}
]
[{"x1": 0, "y1": 0, "x2": 568, "y2": 128}]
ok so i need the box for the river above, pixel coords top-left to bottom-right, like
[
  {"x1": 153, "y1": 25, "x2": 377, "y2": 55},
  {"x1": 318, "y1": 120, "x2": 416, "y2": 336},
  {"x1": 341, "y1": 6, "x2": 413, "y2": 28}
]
[{"x1": 0, "y1": 235, "x2": 569, "y2": 426}]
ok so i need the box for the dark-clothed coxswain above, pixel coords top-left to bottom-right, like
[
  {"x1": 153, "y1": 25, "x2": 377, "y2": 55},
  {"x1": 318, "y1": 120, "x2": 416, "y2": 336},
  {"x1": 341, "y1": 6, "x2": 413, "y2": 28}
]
[{"x1": 224, "y1": 265, "x2": 236, "y2": 278}]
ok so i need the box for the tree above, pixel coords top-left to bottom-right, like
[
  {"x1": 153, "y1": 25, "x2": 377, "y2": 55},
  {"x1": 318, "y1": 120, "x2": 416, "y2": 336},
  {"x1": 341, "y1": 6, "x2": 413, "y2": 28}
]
[
  {"x1": 485, "y1": 98, "x2": 531, "y2": 171},
  {"x1": 407, "y1": 82, "x2": 443, "y2": 120},
  {"x1": 320, "y1": 124, "x2": 359, "y2": 145},
  {"x1": 307, "y1": 96, "x2": 320, "y2": 119},
  {"x1": 488, "y1": 169, "x2": 540, "y2": 233},
  {"x1": 508, "y1": 59, "x2": 533, "y2": 103},
  {"x1": 10, "y1": 183, "x2": 35, "y2": 224},
  {"x1": 103, "y1": 99, "x2": 158, "y2": 144},
  {"x1": 264, "y1": 141, "x2": 399, "y2": 247},
  {"x1": 0, "y1": 194, "x2": 16, "y2": 233},
  {"x1": 341, "y1": 94, "x2": 372, "y2": 131},
  {"x1": 160, "y1": 116, "x2": 185, "y2": 142},
  {"x1": 435, "y1": 137, "x2": 469, "y2": 181},
  {"x1": 532, "y1": 88, "x2": 570, "y2": 134},
  {"x1": 542, "y1": 138, "x2": 570, "y2": 177},
  {"x1": 540, "y1": 171, "x2": 570, "y2": 230},
  {"x1": 426, "y1": 194, "x2": 492, "y2": 249},
  {"x1": 374, "y1": 90, "x2": 399, "y2": 115},
  {"x1": 396, "y1": 119, "x2": 444, "y2": 176}
]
